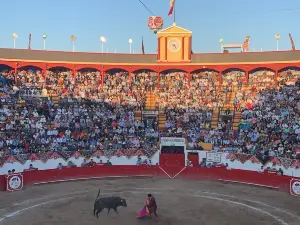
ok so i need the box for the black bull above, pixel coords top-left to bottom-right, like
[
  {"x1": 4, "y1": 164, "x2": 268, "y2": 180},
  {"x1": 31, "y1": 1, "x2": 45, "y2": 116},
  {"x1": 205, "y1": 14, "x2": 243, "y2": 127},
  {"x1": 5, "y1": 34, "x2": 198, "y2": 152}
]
[{"x1": 93, "y1": 189, "x2": 127, "y2": 218}]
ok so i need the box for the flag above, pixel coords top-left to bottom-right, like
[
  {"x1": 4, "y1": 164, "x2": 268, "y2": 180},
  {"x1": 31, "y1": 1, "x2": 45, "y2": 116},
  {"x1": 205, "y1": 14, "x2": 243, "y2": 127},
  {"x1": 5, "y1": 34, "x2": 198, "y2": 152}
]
[
  {"x1": 28, "y1": 33, "x2": 32, "y2": 50},
  {"x1": 142, "y1": 37, "x2": 145, "y2": 54},
  {"x1": 168, "y1": 0, "x2": 175, "y2": 16},
  {"x1": 289, "y1": 33, "x2": 295, "y2": 51}
]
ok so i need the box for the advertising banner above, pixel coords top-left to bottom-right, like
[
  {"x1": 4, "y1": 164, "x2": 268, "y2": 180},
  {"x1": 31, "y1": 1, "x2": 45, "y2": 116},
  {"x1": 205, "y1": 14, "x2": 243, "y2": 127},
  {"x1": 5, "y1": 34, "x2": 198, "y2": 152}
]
[
  {"x1": 206, "y1": 152, "x2": 222, "y2": 163},
  {"x1": 290, "y1": 178, "x2": 300, "y2": 197},
  {"x1": 160, "y1": 137, "x2": 186, "y2": 146},
  {"x1": 6, "y1": 173, "x2": 24, "y2": 192}
]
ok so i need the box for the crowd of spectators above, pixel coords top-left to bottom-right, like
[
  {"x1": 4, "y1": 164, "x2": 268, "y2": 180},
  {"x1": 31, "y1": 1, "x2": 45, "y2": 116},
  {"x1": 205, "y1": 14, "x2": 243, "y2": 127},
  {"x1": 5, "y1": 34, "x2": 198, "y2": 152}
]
[
  {"x1": 0, "y1": 67, "x2": 299, "y2": 160},
  {"x1": 164, "y1": 72, "x2": 299, "y2": 159}
]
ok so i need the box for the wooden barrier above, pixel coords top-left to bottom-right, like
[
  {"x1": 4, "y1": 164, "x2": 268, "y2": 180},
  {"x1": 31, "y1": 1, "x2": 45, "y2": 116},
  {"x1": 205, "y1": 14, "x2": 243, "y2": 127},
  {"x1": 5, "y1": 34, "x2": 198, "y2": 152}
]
[{"x1": 0, "y1": 165, "x2": 292, "y2": 192}]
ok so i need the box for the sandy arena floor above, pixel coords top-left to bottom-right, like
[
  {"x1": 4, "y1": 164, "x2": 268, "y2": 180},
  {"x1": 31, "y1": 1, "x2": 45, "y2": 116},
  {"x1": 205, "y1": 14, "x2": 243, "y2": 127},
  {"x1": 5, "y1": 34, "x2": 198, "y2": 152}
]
[{"x1": 0, "y1": 177, "x2": 299, "y2": 225}]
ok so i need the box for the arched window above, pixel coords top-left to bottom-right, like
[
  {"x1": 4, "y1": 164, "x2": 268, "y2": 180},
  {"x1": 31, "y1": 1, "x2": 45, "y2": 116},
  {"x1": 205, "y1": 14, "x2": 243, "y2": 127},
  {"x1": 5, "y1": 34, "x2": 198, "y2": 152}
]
[
  {"x1": 249, "y1": 68, "x2": 275, "y2": 88},
  {"x1": 132, "y1": 69, "x2": 158, "y2": 91},
  {"x1": 278, "y1": 67, "x2": 300, "y2": 85},
  {"x1": 17, "y1": 66, "x2": 44, "y2": 87},
  {"x1": 222, "y1": 69, "x2": 246, "y2": 89}
]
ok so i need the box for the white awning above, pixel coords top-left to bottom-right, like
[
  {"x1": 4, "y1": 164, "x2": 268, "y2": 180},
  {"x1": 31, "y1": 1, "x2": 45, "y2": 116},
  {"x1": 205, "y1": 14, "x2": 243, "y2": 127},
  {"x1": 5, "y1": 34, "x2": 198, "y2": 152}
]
[{"x1": 222, "y1": 43, "x2": 242, "y2": 49}]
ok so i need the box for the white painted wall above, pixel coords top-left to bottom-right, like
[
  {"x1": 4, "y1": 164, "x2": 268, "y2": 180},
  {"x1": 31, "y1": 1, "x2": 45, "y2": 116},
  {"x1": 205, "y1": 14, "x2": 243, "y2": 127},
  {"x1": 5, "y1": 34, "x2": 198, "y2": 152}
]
[
  {"x1": 193, "y1": 151, "x2": 300, "y2": 178},
  {"x1": 0, "y1": 152, "x2": 160, "y2": 175},
  {"x1": 1, "y1": 151, "x2": 299, "y2": 177}
]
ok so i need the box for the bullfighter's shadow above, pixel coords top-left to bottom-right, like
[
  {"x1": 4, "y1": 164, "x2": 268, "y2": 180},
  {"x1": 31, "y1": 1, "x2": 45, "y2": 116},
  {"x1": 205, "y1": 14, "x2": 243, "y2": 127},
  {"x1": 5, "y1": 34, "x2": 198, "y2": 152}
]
[{"x1": 138, "y1": 215, "x2": 156, "y2": 221}]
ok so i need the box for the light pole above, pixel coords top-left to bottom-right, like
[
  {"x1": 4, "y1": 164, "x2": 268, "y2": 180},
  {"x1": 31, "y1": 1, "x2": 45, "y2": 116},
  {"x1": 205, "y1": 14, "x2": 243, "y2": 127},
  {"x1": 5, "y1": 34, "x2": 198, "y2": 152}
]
[
  {"x1": 128, "y1": 39, "x2": 133, "y2": 54},
  {"x1": 100, "y1": 36, "x2": 106, "y2": 53},
  {"x1": 219, "y1": 38, "x2": 223, "y2": 53},
  {"x1": 12, "y1": 33, "x2": 18, "y2": 48},
  {"x1": 71, "y1": 35, "x2": 76, "y2": 52},
  {"x1": 275, "y1": 34, "x2": 280, "y2": 51},
  {"x1": 42, "y1": 34, "x2": 47, "y2": 50}
]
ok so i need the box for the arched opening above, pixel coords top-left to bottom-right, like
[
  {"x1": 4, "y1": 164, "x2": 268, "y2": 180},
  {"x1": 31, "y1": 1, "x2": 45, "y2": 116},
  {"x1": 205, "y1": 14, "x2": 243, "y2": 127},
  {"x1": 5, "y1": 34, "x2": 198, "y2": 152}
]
[
  {"x1": 131, "y1": 69, "x2": 158, "y2": 91},
  {"x1": 104, "y1": 68, "x2": 129, "y2": 86},
  {"x1": 46, "y1": 67, "x2": 73, "y2": 94},
  {"x1": 157, "y1": 69, "x2": 189, "y2": 109},
  {"x1": 103, "y1": 68, "x2": 135, "y2": 105},
  {"x1": 0, "y1": 64, "x2": 13, "y2": 72},
  {"x1": 76, "y1": 68, "x2": 101, "y2": 89},
  {"x1": 17, "y1": 65, "x2": 44, "y2": 87},
  {"x1": 249, "y1": 67, "x2": 275, "y2": 88},
  {"x1": 222, "y1": 68, "x2": 246, "y2": 90},
  {"x1": 0, "y1": 64, "x2": 14, "y2": 87},
  {"x1": 278, "y1": 67, "x2": 300, "y2": 85},
  {"x1": 191, "y1": 69, "x2": 220, "y2": 91},
  {"x1": 18, "y1": 65, "x2": 43, "y2": 71},
  {"x1": 159, "y1": 69, "x2": 188, "y2": 90}
]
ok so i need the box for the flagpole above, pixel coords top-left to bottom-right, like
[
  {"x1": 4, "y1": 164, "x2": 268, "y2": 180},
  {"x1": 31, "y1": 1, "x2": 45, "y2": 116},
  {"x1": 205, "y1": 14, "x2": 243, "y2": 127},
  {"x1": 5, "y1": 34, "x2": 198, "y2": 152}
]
[{"x1": 173, "y1": 0, "x2": 176, "y2": 25}]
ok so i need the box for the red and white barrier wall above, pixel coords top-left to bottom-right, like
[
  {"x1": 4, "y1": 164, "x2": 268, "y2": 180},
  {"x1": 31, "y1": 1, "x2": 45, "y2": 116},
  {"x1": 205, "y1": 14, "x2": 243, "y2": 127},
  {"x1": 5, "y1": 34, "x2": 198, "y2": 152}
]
[{"x1": 0, "y1": 165, "x2": 295, "y2": 193}]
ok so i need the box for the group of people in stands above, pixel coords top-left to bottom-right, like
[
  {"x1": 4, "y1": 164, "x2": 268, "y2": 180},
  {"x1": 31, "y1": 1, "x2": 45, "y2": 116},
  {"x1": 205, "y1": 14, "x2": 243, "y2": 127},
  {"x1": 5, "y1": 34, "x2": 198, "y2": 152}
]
[{"x1": 0, "y1": 67, "x2": 299, "y2": 160}]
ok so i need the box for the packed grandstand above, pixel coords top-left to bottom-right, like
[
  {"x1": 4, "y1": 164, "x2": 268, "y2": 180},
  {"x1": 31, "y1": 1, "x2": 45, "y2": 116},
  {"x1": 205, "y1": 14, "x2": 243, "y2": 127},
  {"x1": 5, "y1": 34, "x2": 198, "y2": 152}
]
[{"x1": 0, "y1": 64, "x2": 299, "y2": 164}]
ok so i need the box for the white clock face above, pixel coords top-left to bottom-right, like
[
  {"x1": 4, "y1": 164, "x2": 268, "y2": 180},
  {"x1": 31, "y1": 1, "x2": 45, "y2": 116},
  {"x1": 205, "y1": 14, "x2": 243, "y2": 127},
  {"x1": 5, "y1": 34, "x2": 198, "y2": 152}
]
[{"x1": 168, "y1": 38, "x2": 181, "y2": 52}]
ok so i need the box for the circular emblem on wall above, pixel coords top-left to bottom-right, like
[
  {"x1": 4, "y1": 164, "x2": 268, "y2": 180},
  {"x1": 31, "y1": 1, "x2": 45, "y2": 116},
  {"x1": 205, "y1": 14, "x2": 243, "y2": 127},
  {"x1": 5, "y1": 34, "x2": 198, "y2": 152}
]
[
  {"x1": 8, "y1": 175, "x2": 22, "y2": 190},
  {"x1": 291, "y1": 181, "x2": 300, "y2": 195},
  {"x1": 168, "y1": 38, "x2": 181, "y2": 52}
]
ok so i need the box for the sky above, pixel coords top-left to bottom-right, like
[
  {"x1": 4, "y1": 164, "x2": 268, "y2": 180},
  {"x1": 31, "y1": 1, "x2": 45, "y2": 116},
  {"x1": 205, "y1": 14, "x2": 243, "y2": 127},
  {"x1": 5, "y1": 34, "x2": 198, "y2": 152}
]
[{"x1": 1, "y1": 0, "x2": 300, "y2": 54}]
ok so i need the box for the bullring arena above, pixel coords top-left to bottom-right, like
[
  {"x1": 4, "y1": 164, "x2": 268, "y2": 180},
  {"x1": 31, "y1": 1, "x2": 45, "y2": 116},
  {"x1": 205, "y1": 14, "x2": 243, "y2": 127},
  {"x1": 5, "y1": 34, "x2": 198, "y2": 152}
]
[
  {"x1": 0, "y1": 6, "x2": 300, "y2": 225},
  {"x1": 0, "y1": 167, "x2": 300, "y2": 225}
]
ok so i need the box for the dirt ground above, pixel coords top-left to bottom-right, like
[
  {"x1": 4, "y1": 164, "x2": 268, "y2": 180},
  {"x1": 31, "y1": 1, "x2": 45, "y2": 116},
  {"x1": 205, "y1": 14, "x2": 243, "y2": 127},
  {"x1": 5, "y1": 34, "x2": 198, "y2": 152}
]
[{"x1": 0, "y1": 177, "x2": 299, "y2": 225}]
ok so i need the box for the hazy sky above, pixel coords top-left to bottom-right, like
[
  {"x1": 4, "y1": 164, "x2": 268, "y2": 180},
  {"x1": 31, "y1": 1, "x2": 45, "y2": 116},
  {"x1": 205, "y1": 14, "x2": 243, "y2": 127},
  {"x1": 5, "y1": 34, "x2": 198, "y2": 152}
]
[{"x1": 1, "y1": 0, "x2": 300, "y2": 53}]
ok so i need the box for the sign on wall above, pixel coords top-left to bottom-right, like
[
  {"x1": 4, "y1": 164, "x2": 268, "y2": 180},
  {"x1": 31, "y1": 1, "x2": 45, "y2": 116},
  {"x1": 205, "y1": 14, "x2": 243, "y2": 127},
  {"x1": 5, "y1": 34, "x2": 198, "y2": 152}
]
[
  {"x1": 6, "y1": 173, "x2": 24, "y2": 192},
  {"x1": 290, "y1": 179, "x2": 300, "y2": 197},
  {"x1": 206, "y1": 152, "x2": 222, "y2": 163},
  {"x1": 160, "y1": 137, "x2": 186, "y2": 146}
]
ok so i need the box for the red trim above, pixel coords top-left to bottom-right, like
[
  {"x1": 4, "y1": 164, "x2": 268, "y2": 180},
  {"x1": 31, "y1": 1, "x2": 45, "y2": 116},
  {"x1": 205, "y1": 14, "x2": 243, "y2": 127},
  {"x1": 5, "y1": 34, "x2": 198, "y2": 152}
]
[
  {"x1": 0, "y1": 166, "x2": 292, "y2": 192},
  {"x1": 246, "y1": 71, "x2": 249, "y2": 86},
  {"x1": 188, "y1": 37, "x2": 191, "y2": 60},
  {"x1": 157, "y1": 37, "x2": 160, "y2": 60},
  {"x1": 165, "y1": 38, "x2": 168, "y2": 60},
  {"x1": 101, "y1": 70, "x2": 104, "y2": 86},
  {"x1": 182, "y1": 37, "x2": 185, "y2": 61},
  {"x1": 1, "y1": 60, "x2": 299, "y2": 76}
]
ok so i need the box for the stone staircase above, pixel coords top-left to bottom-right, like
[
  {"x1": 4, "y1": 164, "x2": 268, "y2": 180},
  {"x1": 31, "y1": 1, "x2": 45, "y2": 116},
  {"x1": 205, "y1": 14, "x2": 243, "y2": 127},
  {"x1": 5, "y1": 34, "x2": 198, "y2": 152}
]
[
  {"x1": 134, "y1": 111, "x2": 142, "y2": 121},
  {"x1": 50, "y1": 94, "x2": 60, "y2": 106},
  {"x1": 224, "y1": 90, "x2": 235, "y2": 110},
  {"x1": 211, "y1": 110, "x2": 219, "y2": 129},
  {"x1": 145, "y1": 91, "x2": 157, "y2": 111},
  {"x1": 158, "y1": 110, "x2": 167, "y2": 131},
  {"x1": 232, "y1": 111, "x2": 242, "y2": 130}
]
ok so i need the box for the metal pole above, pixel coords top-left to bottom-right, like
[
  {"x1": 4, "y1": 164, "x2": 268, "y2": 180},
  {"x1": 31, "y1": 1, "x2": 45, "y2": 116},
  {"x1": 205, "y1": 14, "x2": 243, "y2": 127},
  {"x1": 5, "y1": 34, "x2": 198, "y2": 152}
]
[
  {"x1": 276, "y1": 40, "x2": 279, "y2": 51},
  {"x1": 13, "y1": 39, "x2": 16, "y2": 48},
  {"x1": 173, "y1": 0, "x2": 176, "y2": 25},
  {"x1": 102, "y1": 43, "x2": 104, "y2": 53},
  {"x1": 72, "y1": 41, "x2": 75, "y2": 52},
  {"x1": 221, "y1": 44, "x2": 223, "y2": 53},
  {"x1": 130, "y1": 43, "x2": 132, "y2": 54},
  {"x1": 44, "y1": 39, "x2": 46, "y2": 50}
]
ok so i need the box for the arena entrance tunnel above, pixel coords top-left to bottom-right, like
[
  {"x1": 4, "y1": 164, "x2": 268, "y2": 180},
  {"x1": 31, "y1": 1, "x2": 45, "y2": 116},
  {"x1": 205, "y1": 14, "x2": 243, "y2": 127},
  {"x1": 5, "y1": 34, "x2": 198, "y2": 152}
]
[{"x1": 0, "y1": 165, "x2": 293, "y2": 192}]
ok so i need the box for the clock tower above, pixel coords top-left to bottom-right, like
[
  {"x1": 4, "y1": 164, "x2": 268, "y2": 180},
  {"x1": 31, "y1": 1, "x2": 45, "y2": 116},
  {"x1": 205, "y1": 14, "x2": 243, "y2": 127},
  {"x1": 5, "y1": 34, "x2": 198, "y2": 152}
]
[{"x1": 157, "y1": 24, "x2": 192, "y2": 63}]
